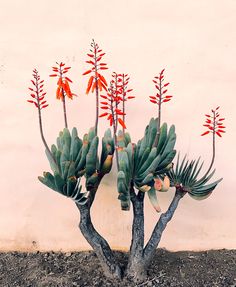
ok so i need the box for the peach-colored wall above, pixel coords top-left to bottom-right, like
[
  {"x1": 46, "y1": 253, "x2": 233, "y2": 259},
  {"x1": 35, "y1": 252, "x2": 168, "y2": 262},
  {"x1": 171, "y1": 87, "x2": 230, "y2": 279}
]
[{"x1": 0, "y1": 0, "x2": 235, "y2": 252}]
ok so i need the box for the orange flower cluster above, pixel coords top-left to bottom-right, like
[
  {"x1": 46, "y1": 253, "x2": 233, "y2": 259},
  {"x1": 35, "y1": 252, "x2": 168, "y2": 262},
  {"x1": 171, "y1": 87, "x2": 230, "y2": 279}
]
[
  {"x1": 83, "y1": 40, "x2": 108, "y2": 95},
  {"x1": 50, "y1": 62, "x2": 76, "y2": 100}
]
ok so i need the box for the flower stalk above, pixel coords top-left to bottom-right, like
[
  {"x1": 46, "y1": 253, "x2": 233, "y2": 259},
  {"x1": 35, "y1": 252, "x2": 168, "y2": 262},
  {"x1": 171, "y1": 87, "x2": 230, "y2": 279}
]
[
  {"x1": 201, "y1": 106, "x2": 225, "y2": 176},
  {"x1": 27, "y1": 69, "x2": 55, "y2": 163}
]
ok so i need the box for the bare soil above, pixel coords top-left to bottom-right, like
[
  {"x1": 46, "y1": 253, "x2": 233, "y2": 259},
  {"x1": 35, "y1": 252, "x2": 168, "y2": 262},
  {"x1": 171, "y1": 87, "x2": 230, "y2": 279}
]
[{"x1": 0, "y1": 249, "x2": 235, "y2": 287}]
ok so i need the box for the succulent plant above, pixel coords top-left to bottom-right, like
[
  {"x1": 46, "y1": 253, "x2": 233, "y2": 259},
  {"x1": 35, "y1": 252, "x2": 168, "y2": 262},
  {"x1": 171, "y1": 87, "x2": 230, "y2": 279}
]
[
  {"x1": 27, "y1": 43, "x2": 225, "y2": 282},
  {"x1": 117, "y1": 117, "x2": 176, "y2": 211},
  {"x1": 38, "y1": 127, "x2": 114, "y2": 204},
  {"x1": 168, "y1": 154, "x2": 222, "y2": 200}
]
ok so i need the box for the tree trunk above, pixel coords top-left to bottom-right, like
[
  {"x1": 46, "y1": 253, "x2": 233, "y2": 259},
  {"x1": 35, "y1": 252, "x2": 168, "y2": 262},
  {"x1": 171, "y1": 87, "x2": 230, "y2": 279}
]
[
  {"x1": 76, "y1": 188, "x2": 185, "y2": 283},
  {"x1": 77, "y1": 204, "x2": 122, "y2": 280},
  {"x1": 126, "y1": 190, "x2": 147, "y2": 281}
]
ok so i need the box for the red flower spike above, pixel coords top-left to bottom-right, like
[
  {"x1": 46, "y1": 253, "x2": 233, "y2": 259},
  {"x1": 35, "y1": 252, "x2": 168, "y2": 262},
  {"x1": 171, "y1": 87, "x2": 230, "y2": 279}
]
[
  {"x1": 201, "y1": 107, "x2": 226, "y2": 138},
  {"x1": 50, "y1": 62, "x2": 76, "y2": 100},
  {"x1": 99, "y1": 73, "x2": 134, "y2": 131},
  {"x1": 83, "y1": 40, "x2": 108, "y2": 95},
  {"x1": 150, "y1": 69, "x2": 172, "y2": 107},
  {"x1": 27, "y1": 69, "x2": 49, "y2": 111}
]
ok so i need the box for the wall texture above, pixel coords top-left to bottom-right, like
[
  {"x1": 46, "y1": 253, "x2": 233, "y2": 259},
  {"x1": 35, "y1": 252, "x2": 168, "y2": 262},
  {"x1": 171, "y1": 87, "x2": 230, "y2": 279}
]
[{"x1": 0, "y1": 0, "x2": 235, "y2": 251}]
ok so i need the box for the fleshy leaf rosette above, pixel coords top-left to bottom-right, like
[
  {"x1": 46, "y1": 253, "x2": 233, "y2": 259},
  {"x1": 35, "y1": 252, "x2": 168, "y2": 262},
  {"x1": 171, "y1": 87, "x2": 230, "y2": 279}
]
[
  {"x1": 38, "y1": 127, "x2": 114, "y2": 205},
  {"x1": 117, "y1": 118, "x2": 176, "y2": 211},
  {"x1": 167, "y1": 106, "x2": 225, "y2": 200},
  {"x1": 168, "y1": 154, "x2": 222, "y2": 200}
]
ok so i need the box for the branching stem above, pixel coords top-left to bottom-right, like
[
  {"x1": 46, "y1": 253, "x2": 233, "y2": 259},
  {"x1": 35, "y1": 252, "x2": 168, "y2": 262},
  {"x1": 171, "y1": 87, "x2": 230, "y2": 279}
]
[
  {"x1": 143, "y1": 189, "x2": 185, "y2": 263},
  {"x1": 77, "y1": 203, "x2": 122, "y2": 279}
]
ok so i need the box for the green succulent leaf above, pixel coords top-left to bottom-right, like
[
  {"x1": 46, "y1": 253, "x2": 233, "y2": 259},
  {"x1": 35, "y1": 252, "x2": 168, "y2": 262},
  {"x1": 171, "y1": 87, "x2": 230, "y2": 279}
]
[
  {"x1": 117, "y1": 170, "x2": 130, "y2": 210},
  {"x1": 38, "y1": 172, "x2": 57, "y2": 191},
  {"x1": 85, "y1": 136, "x2": 99, "y2": 177},
  {"x1": 168, "y1": 154, "x2": 222, "y2": 200},
  {"x1": 116, "y1": 118, "x2": 176, "y2": 212},
  {"x1": 147, "y1": 187, "x2": 161, "y2": 212}
]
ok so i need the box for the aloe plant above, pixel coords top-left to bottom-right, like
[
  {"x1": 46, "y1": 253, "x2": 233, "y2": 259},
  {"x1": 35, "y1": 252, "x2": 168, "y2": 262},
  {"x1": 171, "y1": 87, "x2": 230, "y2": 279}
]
[{"x1": 27, "y1": 43, "x2": 225, "y2": 283}]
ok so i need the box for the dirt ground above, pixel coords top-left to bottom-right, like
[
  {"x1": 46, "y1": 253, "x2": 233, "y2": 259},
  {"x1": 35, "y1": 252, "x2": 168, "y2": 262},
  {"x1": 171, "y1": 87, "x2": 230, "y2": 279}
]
[{"x1": 0, "y1": 249, "x2": 235, "y2": 287}]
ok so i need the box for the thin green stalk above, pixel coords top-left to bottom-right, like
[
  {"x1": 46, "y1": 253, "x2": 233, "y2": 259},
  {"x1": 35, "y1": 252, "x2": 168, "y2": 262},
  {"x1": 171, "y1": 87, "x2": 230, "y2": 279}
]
[
  {"x1": 59, "y1": 66, "x2": 68, "y2": 129},
  {"x1": 111, "y1": 97, "x2": 120, "y2": 171},
  {"x1": 114, "y1": 74, "x2": 119, "y2": 134},
  {"x1": 94, "y1": 72, "x2": 99, "y2": 136},
  {"x1": 93, "y1": 39, "x2": 99, "y2": 136},
  {"x1": 35, "y1": 78, "x2": 55, "y2": 164},
  {"x1": 37, "y1": 107, "x2": 53, "y2": 159},
  {"x1": 157, "y1": 76, "x2": 162, "y2": 135},
  {"x1": 122, "y1": 75, "x2": 125, "y2": 134},
  {"x1": 62, "y1": 89, "x2": 68, "y2": 129},
  {"x1": 204, "y1": 111, "x2": 216, "y2": 176}
]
